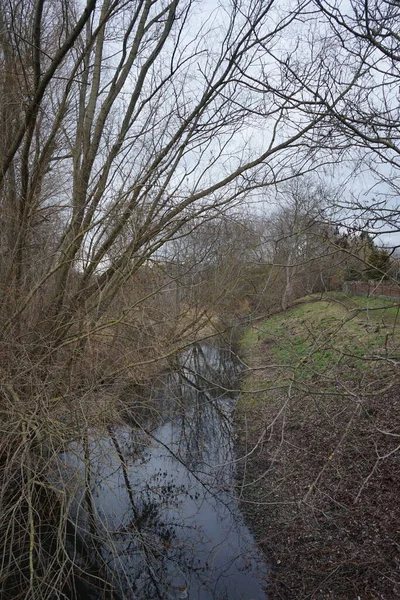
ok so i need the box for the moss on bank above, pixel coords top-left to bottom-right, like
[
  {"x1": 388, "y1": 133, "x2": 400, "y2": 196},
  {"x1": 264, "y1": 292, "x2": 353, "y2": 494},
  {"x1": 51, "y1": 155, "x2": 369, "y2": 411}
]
[{"x1": 236, "y1": 294, "x2": 400, "y2": 599}]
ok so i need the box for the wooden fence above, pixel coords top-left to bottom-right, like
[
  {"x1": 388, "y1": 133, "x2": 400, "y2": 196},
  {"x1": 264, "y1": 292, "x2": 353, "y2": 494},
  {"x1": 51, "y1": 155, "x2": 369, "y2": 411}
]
[{"x1": 343, "y1": 280, "x2": 400, "y2": 300}]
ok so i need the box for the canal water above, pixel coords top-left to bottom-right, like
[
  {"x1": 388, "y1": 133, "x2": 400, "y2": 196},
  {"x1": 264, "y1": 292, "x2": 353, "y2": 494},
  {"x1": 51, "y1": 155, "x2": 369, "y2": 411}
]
[{"x1": 59, "y1": 343, "x2": 268, "y2": 599}]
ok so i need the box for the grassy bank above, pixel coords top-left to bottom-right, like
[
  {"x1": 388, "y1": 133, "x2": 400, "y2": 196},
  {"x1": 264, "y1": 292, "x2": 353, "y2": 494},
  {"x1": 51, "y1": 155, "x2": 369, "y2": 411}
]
[{"x1": 236, "y1": 293, "x2": 400, "y2": 599}]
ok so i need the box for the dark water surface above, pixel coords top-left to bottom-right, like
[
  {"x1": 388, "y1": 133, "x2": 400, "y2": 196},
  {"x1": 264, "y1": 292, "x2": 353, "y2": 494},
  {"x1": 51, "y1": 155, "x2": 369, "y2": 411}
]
[{"x1": 60, "y1": 344, "x2": 268, "y2": 599}]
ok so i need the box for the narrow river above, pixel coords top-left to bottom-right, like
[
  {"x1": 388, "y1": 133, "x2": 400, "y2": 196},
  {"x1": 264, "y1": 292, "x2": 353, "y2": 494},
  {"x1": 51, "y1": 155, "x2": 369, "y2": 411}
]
[{"x1": 59, "y1": 343, "x2": 268, "y2": 599}]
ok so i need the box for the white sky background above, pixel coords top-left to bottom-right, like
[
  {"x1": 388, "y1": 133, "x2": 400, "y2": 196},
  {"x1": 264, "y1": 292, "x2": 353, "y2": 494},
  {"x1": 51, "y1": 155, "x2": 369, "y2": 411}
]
[
  {"x1": 90, "y1": 2, "x2": 325, "y2": 204},
  {"x1": 69, "y1": 0, "x2": 400, "y2": 257},
  {"x1": 188, "y1": 0, "x2": 400, "y2": 249}
]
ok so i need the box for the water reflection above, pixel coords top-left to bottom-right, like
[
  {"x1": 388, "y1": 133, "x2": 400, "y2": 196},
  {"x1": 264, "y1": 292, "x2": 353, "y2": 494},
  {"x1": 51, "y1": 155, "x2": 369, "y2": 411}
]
[{"x1": 60, "y1": 343, "x2": 268, "y2": 599}]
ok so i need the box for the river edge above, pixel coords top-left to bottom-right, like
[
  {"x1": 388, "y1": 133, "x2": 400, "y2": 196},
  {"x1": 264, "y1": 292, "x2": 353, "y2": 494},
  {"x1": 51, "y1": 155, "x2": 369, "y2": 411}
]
[
  {"x1": 234, "y1": 330, "x2": 287, "y2": 599},
  {"x1": 55, "y1": 342, "x2": 269, "y2": 600},
  {"x1": 234, "y1": 299, "x2": 400, "y2": 600}
]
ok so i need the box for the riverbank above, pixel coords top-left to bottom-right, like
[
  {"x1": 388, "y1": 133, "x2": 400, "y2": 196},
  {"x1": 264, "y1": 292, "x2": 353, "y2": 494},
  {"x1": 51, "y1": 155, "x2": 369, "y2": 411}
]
[{"x1": 236, "y1": 293, "x2": 400, "y2": 599}]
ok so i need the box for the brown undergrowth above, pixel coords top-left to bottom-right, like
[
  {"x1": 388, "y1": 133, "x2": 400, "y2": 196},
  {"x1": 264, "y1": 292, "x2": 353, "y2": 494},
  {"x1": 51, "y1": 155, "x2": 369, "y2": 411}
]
[{"x1": 236, "y1": 293, "x2": 400, "y2": 599}]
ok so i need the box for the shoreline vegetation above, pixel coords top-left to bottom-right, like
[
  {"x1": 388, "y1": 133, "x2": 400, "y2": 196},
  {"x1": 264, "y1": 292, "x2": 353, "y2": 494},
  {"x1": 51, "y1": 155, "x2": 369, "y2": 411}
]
[
  {"x1": 1, "y1": 1, "x2": 400, "y2": 595},
  {"x1": 236, "y1": 293, "x2": 400, "y2": 599}
]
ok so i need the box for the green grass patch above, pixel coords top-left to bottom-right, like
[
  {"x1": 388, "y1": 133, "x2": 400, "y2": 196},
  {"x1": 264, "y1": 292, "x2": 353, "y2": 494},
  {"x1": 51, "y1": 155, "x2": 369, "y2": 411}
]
[
  {"x1": 241, "y1": 295, "x2": 400, "y2": 403},
  {"x1": 304, "y1": 291, "x2": 400, "y2": 322}
]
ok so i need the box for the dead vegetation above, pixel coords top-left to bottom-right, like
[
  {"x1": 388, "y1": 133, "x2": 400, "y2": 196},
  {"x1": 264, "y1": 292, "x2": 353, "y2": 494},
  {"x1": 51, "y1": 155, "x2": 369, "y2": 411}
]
[{"x1": 236, "y1": 294, "x2": 400, "y2": 599}]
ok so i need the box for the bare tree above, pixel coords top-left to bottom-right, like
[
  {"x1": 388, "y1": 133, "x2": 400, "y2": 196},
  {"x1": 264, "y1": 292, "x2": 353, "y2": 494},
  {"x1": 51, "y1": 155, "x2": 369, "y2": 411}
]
[
  {"x1": 6, "y1": 0, "x2": 400, "y2": 597},
  {"x1": 306, "y1": 0, "x2": 400, "y2": 245},
  {"x1": 260, "y1": 179, "x2": 341, "y2": 309},
  {"x1": 0, "y1": 0, "x2": 338, "y2": 350},
  {"x1": 162, "y1": 212, "x2": 268, "y2": 321},
  {"x1": 0, "y1": 1, "x2": 346, "y2": 597}
]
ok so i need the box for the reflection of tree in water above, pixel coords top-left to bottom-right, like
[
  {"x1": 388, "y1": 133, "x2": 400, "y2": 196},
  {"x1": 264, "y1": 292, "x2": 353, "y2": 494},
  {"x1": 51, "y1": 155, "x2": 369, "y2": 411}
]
[
  {"x1": 69, "y1": 438, "x2": 204, "y2": 599},
  {"x1": 169, "y1": 344, "x2": 240, "y2": 473},
  {"x1": 62, "y1": 344, "x2": 266, "y2": 600}
]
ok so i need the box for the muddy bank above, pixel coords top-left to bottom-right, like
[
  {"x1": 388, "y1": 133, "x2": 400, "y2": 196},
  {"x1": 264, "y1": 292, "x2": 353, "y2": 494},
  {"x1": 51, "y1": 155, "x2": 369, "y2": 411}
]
[{"x1": 235, "y1": 299, "x2": 400, "y2": 599}]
